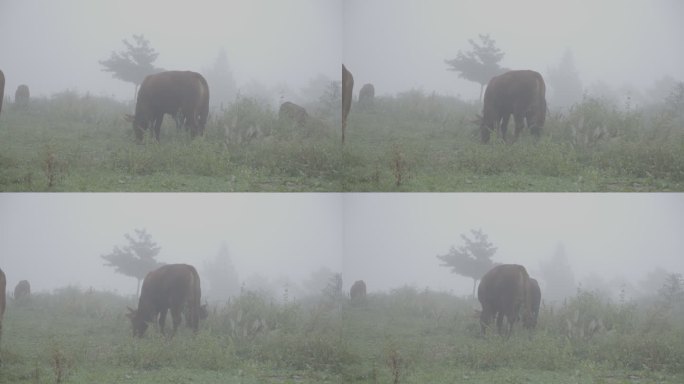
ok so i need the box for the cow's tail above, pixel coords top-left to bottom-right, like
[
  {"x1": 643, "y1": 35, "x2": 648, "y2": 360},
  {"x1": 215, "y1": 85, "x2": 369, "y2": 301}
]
[{"x1": 188, "y1": 267, "x2": 202, "y2": 332}]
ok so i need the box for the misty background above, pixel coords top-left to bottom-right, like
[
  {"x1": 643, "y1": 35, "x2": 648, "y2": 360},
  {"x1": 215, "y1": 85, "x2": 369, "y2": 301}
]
[
  {"x1": 344, "y1": 0, "x2": 682, "y2": 108},
  {"x1": 1, "y1": 193, "x2": 681, "y2": 305},
  {"x1": 0, "y1": 0, "x2": 341, "y2": 108},
  {"x1": 2, "y1": 1, "x2": 681, "y2": 112}
]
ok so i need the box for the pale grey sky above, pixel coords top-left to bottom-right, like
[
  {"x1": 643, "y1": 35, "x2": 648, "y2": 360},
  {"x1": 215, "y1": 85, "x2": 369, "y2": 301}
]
[
  {"x1": 0, "y1": 193, "x2": 343, "y2": 295},
  {"x1": 344, "y1": 0, "x2": 683, "y2": 99},
  {"x1": 1, "y1": 193, "x2": 681, "y2": 299},
  {"x1": 0, "y1": 0, "x2": 341, "y2": 100},
  {"x1": 2, "y1": 1, "x2": 680, "y2": 104}
]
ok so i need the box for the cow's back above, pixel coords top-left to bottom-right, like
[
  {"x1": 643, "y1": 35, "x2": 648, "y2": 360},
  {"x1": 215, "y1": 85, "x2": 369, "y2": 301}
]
[
  {"x1": 481, "y1": 70, "x2": 547, "y2": 142},
  {"x1": 478, "y1": 264, "x2": 530, "y2": 333},
  {"x1": 350, "y1": 280, "x2": 366, "y2": 301},
  {"x1": 14, "y1": 280, "x2": 30, "y2": 300},
  {"x1": 138, "y1": 263, "x2": 201, "y2": 329}
]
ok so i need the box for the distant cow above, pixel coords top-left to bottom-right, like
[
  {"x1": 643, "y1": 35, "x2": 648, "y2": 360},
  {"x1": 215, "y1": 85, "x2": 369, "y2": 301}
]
[
  {"x1": 480, "y1": 70, "x2": 546, "y2": 143},
  {"x1": 14, "y1": 280, "x2": 30, "y2": 300},
  {"x1": 350, "y1": 280, "x2": 366, "y2": 302},
  {"x1": 127, "y1": 264, "x2": 202, "y2": 338},
  {"x1": 132, "y1": 71, "x2": 209, "y2": 142},
  {"x1": 15, "y1": 84, "x2": 30, "y2": 108},
  {"x1": 358, "y1": 83, "x2": 375, "y2": 110},
  {"x1": 279, "y1": 101, "x2": 309, "y2": 127},
  {"x1": 342, "y1": 64, "x2": 354, "y2": 144},
  {"x1": 0, "y1": 70, "x2": 5, "y2": 116},
  {"x1": 478, "y1": 264, "x2": 532, "y2": 337},
  {"x1": 524, "y1": 278, "x2": 541, "y2": 329},
  {"x1": 1, "y1": 268, "x2": 6, "y2": 353}
]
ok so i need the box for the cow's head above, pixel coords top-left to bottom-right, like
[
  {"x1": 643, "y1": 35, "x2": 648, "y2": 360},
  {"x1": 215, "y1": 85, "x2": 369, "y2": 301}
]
[{"x1": 126, "y1": 306, "x2": 148, "y2": 337}]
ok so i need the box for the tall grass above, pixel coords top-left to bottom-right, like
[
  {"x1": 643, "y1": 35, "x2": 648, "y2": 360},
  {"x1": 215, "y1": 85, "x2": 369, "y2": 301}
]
[
  {"x1": 1, "y1": 284, "x2": 683, "y2": 383},
  {"x1": 0, "y1": 87, "x2": 682, "y2": 191}
]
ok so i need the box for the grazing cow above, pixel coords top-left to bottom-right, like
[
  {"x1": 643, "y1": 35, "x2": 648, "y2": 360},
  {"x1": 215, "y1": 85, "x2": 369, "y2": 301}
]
[
  {"x1": 358, "y1": 83, "x2": 375, "y2": 110},
  {"x1": 0, "y1": 268, "x2": 5, "y2": 354},
  {"x1": 15, "y1": 84, "x2": 30, "y2": 108},
  {"x1": 14, "y1": 280, "x2": 30, "y2": 300},
  {"x1": 480, "y1": 70, "x2": 546, "y2": 143},
  {"x1": 350, "y1": 280, "x2": 366, "y2": 303},
  {"x1": 342, "y1": 64, "x2": 354, "y2": 144},
  {"x1": 127, "y1": 264, "x2": 202, "y2": 338},
  {"x1": 0, "y1": 70, "x2": 5, "y2": 116},
  {"x1": 477, "y1": 264, "x2": 531, "y2": 337},
  {"x1": 524, "y1": 278, "x2": 541, "y2": 329},
  {"x1": 132, "y1": 71, "x2": 210, "y2": 142},
  {"x1": 279, "y1": 101, "x2": 309, "y2": 127}
]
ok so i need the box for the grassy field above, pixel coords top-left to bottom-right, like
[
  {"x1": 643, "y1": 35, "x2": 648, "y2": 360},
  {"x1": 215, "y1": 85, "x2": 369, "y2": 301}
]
[
  {"x1": 1, "y1": 286, "x2": 683, "y2": 383},
  {"x1": 0, "y1": 89, "x2": 682, "y2": 191}
]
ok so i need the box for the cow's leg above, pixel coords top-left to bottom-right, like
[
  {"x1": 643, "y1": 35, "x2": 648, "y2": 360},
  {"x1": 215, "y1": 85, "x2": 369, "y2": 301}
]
[
  {"x1": 513, "y1": 113, "x2": 525, "y2": 142},
  {"x1": 499, "y1": 114, "x2": 510, "y2": 143},
  {"x1": 153, "y1": 114, "x2": 163, "y2": 141},
  {"x1": 158, "y1": 309, "x2": 167, "y2": 335},
  {"x1": 496, "y1": 311, "x2": 505, "y2": 335},
  {"x1": 170, "y1": 307, "x2": 182, "y2": 337}
]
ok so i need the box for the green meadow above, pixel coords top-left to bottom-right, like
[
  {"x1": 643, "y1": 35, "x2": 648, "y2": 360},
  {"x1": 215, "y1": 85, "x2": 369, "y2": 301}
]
[
  {"x1": 1, "y1": 286, "x2": 683, "y2": 383},
  {"x1": 0, "y1": 89, "x2": 682, "y2": 191}
]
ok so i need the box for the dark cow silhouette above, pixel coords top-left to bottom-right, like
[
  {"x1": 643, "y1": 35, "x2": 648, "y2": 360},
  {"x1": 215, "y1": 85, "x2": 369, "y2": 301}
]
[
  {"x1": 358, "y1": 83, "x2": 375, "y2": 110},
  {"x1": 342, "y1": 65, "x2": 354, "y2": 144},
  {"x1": 14, "y1": 280, "x2": 30, "y2": 300},
  {"x1": 478, "y1": 264, "x2": 532, "y2": 337},
  {"x1": 127, "y1": 264, "x2": 202, "y2": 338},
  {"x1": 279, "y1": 101, "x2": 309, "y2": 127},
  {"x1": 15, "y1": 84, "x2": 30, "y2": 108},
  {"x1": 480, "y1": 70, "x2": 546, "y2": 143},
  {"x1": 524, "y1": 278, "x2": 541, "y2": 329},
  {"x1": 0, "y1": 70, "x2": 5, "y2": 116},
  {"x1": 350, "y1": 280, "x2": 366, "y2": 302},
  {"x1": 0, "y1": 268, "x2": 5, "y2": 354},
  {"x1": 132, "y1": 71, "x2": 209, "y2": 142}
]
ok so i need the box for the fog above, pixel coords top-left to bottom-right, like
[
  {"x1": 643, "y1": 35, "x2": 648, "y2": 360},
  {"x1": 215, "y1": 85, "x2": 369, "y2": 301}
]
[
  {"x1": 344, "y1": 0, "x2": 683, "y2": 99},
  {"x1": 0, "y1": 194, "x2": 343, "y2": 296},
  {"x1": 1, "y1": 193, "x2": 681, "y2": 302},
  {"x1": 0, "y1": 0, "x2": 341, "y2": 102},
  {"x1": 2, "y1": 1, "x2": 681, "y2": 106}
]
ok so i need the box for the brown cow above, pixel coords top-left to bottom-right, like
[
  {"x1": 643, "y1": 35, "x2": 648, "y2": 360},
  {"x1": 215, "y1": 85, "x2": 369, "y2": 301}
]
[
  {"x1": 342, "y1": 64, "x2": 354, "y2": 144},
  {"x1": 350, "y1": 280, "x2": 366, "y2": 302},
  {"x1": 0, "y1": 268, "x2": 5, "y2": 355},
  {"x1": 127, "y1": 264, "x2": 202, "y2": 337},
  {"x1": 14, "y1": 280, "x2": 31, "y2": 300},
  {"x1": 132, "y1": 71, "x2": 209, "y2": 142},
  {"x1": 15, "y1": 84, "x2": 30, "y2": 108},
  {"x1": 523, "y1": 277, "x2": 541, "y2": 329},
  {"x1": 480, "y1": 70, "x2": 546, "y2": 143},
  {"x1": 358, "y1": 83, "x2": 375, "y2": 110},
  {"x1": 477, "y1": 264, "x2": 532, "y2": 337},
  {"x1": 0, "y1": 70, "x2": 5, "y2": 116},
  {"x1": 279, "y1": 101, "x2": 309, "y2": 127}
]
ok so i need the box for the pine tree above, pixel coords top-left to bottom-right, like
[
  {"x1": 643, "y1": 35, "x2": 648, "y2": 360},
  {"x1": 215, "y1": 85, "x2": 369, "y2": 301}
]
[
  {"x1": 436, "y1": 229, "x2": 497, "y2": 297},
  {"x1": 101, "y1": 228, "x2": 164, "y2": 298},
  {"x1": 99, "y1": 34, "x2": 163, "y2": 101},
  {"x1": 203, "y1": 48, "x2": 237, "y2": 109},
  {"x1": 539, "y1": 243, "x2": 576, "y2": 302},
  {"x1": 445, "y1": 34, "x2": 508, "y2": 101},
  {"x1": 547, "y1": 49, "x2": 583, "y2": 110},
  {"x1": 203, "y1": 242, "x2": 240, "y2": 302}
]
